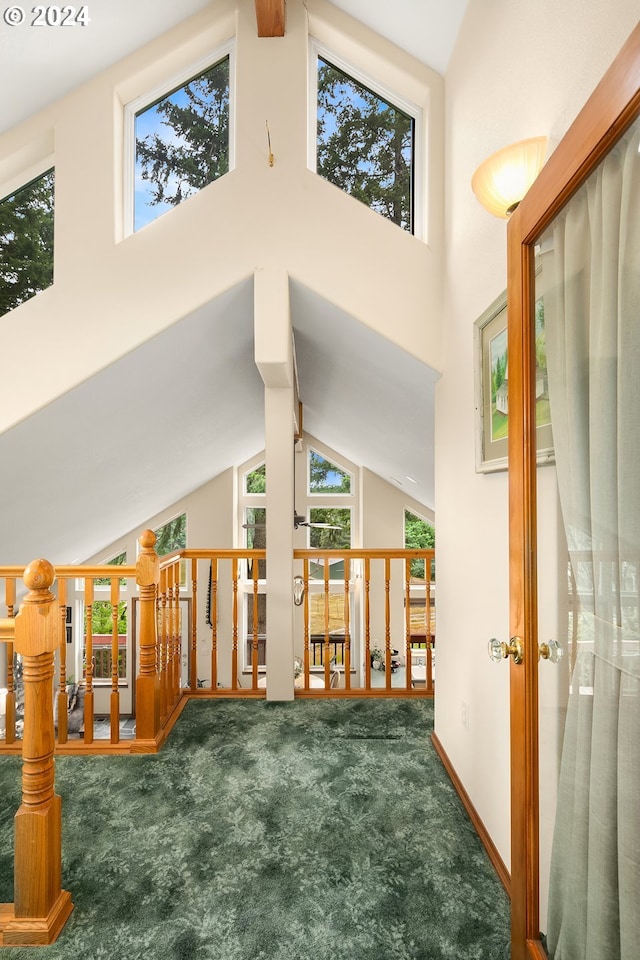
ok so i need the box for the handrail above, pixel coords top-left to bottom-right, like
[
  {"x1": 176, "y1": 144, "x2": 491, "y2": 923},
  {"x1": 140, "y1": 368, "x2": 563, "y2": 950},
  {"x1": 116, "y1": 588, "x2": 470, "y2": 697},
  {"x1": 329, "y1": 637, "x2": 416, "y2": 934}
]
[{"x1": 1, "y1": 542, "x2": 435, "y2": 755}]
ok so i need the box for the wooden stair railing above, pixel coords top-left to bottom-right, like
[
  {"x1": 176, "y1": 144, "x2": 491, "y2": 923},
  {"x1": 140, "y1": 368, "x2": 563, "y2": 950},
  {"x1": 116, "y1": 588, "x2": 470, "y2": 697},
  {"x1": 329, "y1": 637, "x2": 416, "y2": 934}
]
[{"x1": 0, "y1": 559, "x2": 73, "y2": 946}]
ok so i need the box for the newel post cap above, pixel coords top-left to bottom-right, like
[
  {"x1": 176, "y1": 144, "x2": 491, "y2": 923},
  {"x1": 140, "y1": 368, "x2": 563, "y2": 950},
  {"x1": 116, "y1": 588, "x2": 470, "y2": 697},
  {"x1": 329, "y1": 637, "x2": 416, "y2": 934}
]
[
  {"x1": 136, "y1": 529, "x2": 160, "y2": 588},
  {"x1": 14, "y1": 558, "x2": 60, "y2": 656}
]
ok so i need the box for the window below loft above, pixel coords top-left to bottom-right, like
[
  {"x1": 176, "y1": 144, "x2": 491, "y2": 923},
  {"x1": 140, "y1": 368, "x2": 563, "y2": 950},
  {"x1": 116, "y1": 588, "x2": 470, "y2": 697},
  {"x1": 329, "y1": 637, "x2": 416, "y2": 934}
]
[
  {"x1": 0, "y1": 168, "x2": 54, "y2": 317},
  {"x1": 313, "y1": 52, "x2": 416, "y2": 233},
  {"x1": 404, "y1": 509, "x2": 435, "y2": 581},
  {"x1": 127, "y1": 47, "x2": 232, "y2": 233}
]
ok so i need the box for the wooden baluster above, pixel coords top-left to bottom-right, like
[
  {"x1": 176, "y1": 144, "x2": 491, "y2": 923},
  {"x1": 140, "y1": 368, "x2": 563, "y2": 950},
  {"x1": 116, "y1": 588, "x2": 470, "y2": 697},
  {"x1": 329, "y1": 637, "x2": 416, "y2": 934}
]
[
  {"x1": 384, "y1": 558, "x2": 392, "y2": 691},
  {"x1": 135, "y1": 530, "x2": 160, "y2": 741},
  {"x1": 364, "y1": 558, "x2": 371, "y2": 690},
  {"x1": 303, "y1": 560, "x2": 310, "y2": 687},
  {"x1": 231, "y1": 558, "x2": 238, "y2": 690},
  {"x1": 210, "y1": 558, "x2": 218, "y2": 691},
  {"x1": 190, "y1": 559, "x2": 198, "y2": 691},
  {"x1": 158, "y1": 568, "x2": 168, "y2": 722},
  {"x1": 172, "y1": 560, "x2": 182, "y2": 705},
  {"x1": 165, "y1": 565, "x2": 174, "y2": 706},
  {"x1": 426, "y1": 567, "x2": 433, "y2": 694},
  {"x1": 0, "y1": 559, "x2": 73, "y2": 945},
  {"x1": 5, "y1": 577, "x2": 16, "y2": 744},
  {"x1": 56, "y1": 581, "x2": 68, "y2": 744},
  {"x1": 343, "y1": 557, "x2": 351, "y2": 691},
  {"x1": 110, "y1": 577, "x2": 120, "y2": 743},
  {"x1": 405, "y1": 559, "x2": 412, "y2": 691},
  {"x1": 83, "y1": 578, "x2": 94, "y2": 744},
  {"x1": 323, "y1": 560, "x2": 330, "y2": 689},
  {"x1": 252, "y1": 558, "x2": 259, "y2": 690}
]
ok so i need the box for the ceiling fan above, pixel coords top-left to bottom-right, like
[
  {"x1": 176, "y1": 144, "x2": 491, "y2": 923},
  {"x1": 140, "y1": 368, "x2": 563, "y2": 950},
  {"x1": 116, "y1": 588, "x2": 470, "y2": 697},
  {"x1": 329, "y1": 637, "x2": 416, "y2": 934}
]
[
  {"x1": 243, "y1": 407, "x2": 341, "y2": 532},
  {"x1": 242, "y1": 511, "x2": 341, "y2": 531}
]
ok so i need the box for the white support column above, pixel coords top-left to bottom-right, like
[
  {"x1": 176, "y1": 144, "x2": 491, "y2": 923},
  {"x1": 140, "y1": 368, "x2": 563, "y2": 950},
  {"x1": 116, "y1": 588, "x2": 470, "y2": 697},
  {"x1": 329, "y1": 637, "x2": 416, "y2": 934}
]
[
  {"x1": 254, "y1": 268, "x2": 295, "y2": 700},
  {"x1": 264, "y1": 387, "x2": 295, "y2": 699}
]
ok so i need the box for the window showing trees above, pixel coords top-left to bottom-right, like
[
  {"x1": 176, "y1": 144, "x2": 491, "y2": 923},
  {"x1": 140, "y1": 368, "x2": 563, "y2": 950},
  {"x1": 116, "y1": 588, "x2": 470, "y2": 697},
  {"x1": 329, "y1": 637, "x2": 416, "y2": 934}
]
[
  {"x1": 316, "y1": 56, "x2": 414, "y2": 232},
  {"x1": 95, "y1": 550, "x2": 127, "y2": 587},
  {"x1": 134, "y1": 54, "x2": 230, "y2": 231},
  {"x1": 245, "y1": 507, "x2": 266, "y2": 550},
  {"x1": 84, "y1": 600, "x2": 127, "y2": 680},
  {"x1": 404, "y1": 509, "x2": 435, "y2": 580},
  {"x1": 0, "y1": 168, "x2": 54, "y2": 317},
  {"x1": 245, "y1": 463, "x2": 266, "y2": 494},
  {"x1": 309, "y1": 507, "x2": 351, "y2": 551},
  {"x1": 153, "y1": 513, "x2": 187, "y2": 555},
  {"x1": 308, "y1": 450, "x2": 352, "y2": 494}
]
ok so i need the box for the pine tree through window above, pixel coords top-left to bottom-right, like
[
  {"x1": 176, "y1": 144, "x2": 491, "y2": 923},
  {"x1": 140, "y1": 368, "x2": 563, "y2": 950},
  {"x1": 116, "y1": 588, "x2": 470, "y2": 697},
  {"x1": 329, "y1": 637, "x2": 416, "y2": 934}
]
[
  {"x1": 316, "y1": 57, "x2": 414, "y2": 232},
  {"x1": 134, "y1": 56, "x2": 230, "y2": 231},
  {"x1": 0, "y1": 168, "x2": 54, "y2": 317}
]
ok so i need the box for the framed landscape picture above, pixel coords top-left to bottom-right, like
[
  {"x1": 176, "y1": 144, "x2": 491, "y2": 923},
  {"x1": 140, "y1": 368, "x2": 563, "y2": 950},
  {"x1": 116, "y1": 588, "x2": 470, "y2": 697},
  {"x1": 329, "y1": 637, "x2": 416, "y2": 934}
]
[{"x1": 474, "y1": 287, "x2": 554, "y2": 473}]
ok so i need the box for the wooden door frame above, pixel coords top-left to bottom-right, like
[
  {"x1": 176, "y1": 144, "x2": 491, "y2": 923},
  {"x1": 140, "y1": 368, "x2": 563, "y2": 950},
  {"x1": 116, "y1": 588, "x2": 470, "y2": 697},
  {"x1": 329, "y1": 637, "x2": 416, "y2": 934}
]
[{"x1": 506, "y1": 24, "x2": 640, "y2": 960}]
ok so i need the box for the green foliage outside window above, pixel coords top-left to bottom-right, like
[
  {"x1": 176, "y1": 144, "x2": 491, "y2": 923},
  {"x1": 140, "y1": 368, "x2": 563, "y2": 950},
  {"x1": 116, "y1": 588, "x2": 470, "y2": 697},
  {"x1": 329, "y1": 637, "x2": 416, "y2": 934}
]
[
  {"x1": 309, "y1": 451, "x2": 351, "y2": 493},
  {"x1": 404, "y1": 510, "x2": 435, "y2": 580},
  {"x1": 153, "y1": 513, "x2": 187, "y2": 556},
  {"x1": 0, "y1": 169, "x2": 54, "y2": 317},
  {"x1": 317, "y1": 57, "x2": 413, "y2": 232},
  {"x1": 309, "y1": 508, "x2": 351, "y2": 550},
  {"x1": 135, "y1": 56, "x2": 230, "y2": 229},
  {"x1": 86, "y1": 600, "x2": 127, "y2": 635},
  {"x1": 245, "y1": 464, "x2": 266, "y2": 493},
  {"x1": 95, "y1": 550, "x2": 127, "y2": 587},
  {"x1": 245, "y1": 507, "x2": 266, "y2": 551}
]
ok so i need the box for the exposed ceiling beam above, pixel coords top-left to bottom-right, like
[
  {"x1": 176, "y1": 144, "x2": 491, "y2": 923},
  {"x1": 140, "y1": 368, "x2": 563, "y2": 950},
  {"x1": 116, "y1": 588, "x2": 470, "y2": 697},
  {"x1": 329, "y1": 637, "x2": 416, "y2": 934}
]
[{"x1": 254, "y1": 0, "x2": 285, "y2": 37}]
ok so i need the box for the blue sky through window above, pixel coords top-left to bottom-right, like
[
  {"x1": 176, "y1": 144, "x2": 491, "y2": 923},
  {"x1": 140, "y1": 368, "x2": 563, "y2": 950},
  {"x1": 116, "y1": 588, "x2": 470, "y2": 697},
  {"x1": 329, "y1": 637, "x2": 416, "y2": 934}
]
[
  {"x1": 316, "y1": 56, "x2": 414, "y2": 231},
  {"x1": 134, "y1": 57, "x2": 229, "y2": 231}
]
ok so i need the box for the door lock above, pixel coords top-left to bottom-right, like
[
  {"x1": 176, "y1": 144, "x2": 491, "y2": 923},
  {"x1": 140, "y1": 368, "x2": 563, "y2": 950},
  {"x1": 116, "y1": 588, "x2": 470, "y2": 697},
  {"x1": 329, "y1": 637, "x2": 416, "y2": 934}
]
[{"x1": 488, "y1": 636, "x2": 524, "y2": 665}]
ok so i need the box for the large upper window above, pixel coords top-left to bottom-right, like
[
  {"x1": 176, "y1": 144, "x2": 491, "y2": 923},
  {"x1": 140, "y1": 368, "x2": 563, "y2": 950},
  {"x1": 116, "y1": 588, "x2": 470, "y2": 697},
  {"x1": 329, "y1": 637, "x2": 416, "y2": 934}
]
[
  {"x1": 315, "y1": 55, "x2": 414, "y2": 233},
  {"x1": 132, "y1": 53, "x2": 231, "y2": 232},
  {"x1": 0, "y1": 168, "x2": 54, "y2": 317}
]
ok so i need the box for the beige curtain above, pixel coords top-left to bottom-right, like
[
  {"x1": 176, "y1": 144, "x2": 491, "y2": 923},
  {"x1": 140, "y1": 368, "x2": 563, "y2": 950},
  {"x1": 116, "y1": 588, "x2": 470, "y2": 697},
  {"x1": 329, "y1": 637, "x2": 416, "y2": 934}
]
[{"x1": 542, "y1": 116, "x2": 640, "y2": 960}]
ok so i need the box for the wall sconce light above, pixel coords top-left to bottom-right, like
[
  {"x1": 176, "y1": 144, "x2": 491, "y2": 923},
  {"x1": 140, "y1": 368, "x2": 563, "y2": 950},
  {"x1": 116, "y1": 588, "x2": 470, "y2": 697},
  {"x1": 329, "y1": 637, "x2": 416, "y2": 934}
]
[{"x1": 472, "y1": 137, "x2": 547, "y2": 218}]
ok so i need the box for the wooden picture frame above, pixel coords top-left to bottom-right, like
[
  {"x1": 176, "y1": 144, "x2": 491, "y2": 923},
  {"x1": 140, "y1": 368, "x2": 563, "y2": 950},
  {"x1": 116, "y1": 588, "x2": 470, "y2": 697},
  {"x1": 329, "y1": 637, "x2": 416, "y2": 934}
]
[{"x1": 474, "y1": 285, "x2": 554, "y2": 473}]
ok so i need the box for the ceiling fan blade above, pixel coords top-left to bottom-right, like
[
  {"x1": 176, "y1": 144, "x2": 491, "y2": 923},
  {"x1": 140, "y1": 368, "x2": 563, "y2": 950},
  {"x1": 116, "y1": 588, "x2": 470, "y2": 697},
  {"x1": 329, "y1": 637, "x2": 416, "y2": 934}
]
[
  {"x1": 306, "y1": 522, "x2": 342, "y2": 529},
  {"x1": 242, "y1": 522, "x2": 266, "y2": 529}
]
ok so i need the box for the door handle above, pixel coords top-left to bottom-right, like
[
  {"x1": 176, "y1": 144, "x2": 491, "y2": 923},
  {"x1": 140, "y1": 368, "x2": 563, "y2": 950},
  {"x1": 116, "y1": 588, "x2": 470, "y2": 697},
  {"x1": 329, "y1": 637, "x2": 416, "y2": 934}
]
[
  {"x1": 488, "y1": 636, "x2": 524, "y2": 665},
  {"x1": 539, "y1": 640, "x2": 563, "y2": 663}
]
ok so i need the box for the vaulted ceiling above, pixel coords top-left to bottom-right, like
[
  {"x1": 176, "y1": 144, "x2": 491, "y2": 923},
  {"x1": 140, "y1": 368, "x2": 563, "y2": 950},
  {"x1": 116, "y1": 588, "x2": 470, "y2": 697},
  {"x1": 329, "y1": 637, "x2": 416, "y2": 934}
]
[{"x1": 0, "y1": 1, "x2": 469, "y2": 566}]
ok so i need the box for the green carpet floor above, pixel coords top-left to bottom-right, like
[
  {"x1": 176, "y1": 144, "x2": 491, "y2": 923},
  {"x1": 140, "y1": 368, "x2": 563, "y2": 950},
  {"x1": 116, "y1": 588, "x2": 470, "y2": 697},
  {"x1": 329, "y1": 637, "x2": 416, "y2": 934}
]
[{"x1": 0, "y1": 699, "x2": 510, "y2": 959}]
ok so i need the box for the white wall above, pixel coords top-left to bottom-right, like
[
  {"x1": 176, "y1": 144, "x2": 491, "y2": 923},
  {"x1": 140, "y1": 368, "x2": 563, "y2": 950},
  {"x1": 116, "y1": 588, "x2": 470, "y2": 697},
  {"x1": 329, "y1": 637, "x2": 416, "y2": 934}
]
[
  {"x1": 436, "y1": 0, "x2": 640, "y2": 871},
  {"x1": 0, "y1": 0, "x2": 444, "y2": 434}
]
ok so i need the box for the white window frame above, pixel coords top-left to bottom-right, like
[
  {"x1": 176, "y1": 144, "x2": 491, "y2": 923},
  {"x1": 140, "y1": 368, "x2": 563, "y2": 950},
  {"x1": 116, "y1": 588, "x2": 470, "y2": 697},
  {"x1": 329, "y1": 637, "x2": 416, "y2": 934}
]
[
  {"x1": 307, "y1": 445, "x2": 354, "y2": 498},
  {"x1": 308, "y1": 38, "x2": 424, "y2": 240},
  {"x1": 123, "y1": 40, "x2": 236, "y2": 237}
]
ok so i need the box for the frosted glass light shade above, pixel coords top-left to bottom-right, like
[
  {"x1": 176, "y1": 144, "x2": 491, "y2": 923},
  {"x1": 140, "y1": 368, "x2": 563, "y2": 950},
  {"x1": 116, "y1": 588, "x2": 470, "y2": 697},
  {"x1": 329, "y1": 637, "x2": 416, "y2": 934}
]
[{"x1": 472, "y1": 137, "x2": 548, "y2": 218}]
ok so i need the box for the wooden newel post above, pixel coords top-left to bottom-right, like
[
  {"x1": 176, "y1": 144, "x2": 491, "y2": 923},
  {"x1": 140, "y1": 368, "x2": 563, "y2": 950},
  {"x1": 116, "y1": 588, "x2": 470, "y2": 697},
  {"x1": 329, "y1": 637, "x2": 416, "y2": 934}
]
[
  {"x1": 0, "y1": 559, "x2": 73, "y2": 946},
  {"x1": 135, "y1": 530, "x2": 160, "y2": 741}
]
